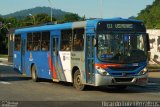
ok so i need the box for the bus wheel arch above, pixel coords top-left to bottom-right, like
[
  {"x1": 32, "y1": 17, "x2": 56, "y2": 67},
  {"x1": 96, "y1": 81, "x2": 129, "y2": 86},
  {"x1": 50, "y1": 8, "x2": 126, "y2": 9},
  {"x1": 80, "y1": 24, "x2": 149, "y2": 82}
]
[
  {"x1": 72, "y1": 66, "x2": 79, "y2": 82},
  {"x1": 31, "y1": 63, "x2": 38, "y2": 82},
  {"x1": 72, "y1": 66, "x2": 86, "y2": 91}
]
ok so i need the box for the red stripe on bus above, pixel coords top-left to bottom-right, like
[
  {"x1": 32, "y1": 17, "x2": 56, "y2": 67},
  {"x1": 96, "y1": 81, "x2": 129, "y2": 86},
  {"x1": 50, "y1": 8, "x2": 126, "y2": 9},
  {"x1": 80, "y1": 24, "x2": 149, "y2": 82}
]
[
  {"x1": 48, "y1": 53, "x2": 57, "y2": 79},
  {"x1": 95, "y1": 63, "x2": 122, "y2": 69}
]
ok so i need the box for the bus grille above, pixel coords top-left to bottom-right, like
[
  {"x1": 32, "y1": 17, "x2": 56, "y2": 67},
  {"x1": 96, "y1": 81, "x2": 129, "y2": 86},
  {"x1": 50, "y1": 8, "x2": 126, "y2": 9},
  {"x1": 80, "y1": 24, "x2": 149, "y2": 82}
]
[
  {"x1": 111, "y1": 72, "x2": 136, "y2": 76},
  {"x1": 114, "y1": 78, "x2": 133, "y2": 82},
  {"x1": 108, "y1": 66, "x2": 139, "y2": 71}
]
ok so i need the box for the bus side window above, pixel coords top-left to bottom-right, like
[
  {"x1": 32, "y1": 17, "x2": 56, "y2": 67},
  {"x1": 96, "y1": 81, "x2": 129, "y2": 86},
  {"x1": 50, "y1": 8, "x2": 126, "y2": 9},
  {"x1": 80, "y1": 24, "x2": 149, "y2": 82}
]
[
  {"x1": 33, "y1": 32, "x2": 41, "y2": 51},
  {"x1": 27, "y1": 32, "x2": 50, "y2": 51},
  {"x1": 73, "y1": 28, "x2": 84, "y2": 51},
  {"x1": 41, "y1": 31, "x2": 50, "y2": 51},
  {"x1": 14, "y1": 34, "x2": 21, "y2": 51},
  {"x1": 60, "y1": 29, "x2": 72, "y2": 51},
  {"x1": 27, "y1": 33, "x2": 33, "y2": 51}
]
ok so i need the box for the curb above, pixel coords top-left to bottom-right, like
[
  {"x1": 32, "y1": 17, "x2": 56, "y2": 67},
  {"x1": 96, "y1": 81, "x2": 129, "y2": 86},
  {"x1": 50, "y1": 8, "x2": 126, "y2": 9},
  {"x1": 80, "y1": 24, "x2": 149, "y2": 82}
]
[
  {"x1": 0, "y1": 58, "x2": 13, "y2": 66},
  {"x1": 148, "y1": 69, "x2": 160, "y2": 72},
  {"x1": 0, "y1": 58, "x2": 8, "y2": 61}
]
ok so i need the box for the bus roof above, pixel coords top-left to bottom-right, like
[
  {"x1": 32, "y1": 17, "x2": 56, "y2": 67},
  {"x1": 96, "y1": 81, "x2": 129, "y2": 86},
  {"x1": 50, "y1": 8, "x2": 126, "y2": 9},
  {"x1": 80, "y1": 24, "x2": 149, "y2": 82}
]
[
  {"x1": 86, "y1": 17, "x2": 143, "y2": 26},
  {"x1": 15, "y1": 22, "x2": 73, "y2": 34},
  {"x1": 15, "y1": 18, "x2": 143, "y2": 34}
]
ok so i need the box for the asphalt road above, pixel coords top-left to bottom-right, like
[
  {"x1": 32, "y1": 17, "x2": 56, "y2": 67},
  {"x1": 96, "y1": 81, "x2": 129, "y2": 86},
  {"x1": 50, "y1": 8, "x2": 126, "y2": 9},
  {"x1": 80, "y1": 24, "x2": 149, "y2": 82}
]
[{"x1": 0, "y1": 61, "x2": 160, "y2": 107}]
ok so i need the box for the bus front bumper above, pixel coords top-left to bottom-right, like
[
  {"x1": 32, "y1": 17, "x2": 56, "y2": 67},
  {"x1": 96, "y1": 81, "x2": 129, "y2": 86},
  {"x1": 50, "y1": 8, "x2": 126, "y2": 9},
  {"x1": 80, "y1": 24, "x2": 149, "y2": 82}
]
[{"x1": 95, "y1": 73, "x2": 148, "y2": 86}]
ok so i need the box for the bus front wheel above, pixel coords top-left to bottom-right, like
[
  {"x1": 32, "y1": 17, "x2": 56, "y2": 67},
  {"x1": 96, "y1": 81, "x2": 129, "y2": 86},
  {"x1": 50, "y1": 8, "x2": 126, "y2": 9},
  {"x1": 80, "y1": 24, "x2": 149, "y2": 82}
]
[
  {"x1": 73, "y1": 70, "x2": 86, "y2": 91},
  {"x1": 31, "y1": 65, "x2": 38, "y2": 82}
]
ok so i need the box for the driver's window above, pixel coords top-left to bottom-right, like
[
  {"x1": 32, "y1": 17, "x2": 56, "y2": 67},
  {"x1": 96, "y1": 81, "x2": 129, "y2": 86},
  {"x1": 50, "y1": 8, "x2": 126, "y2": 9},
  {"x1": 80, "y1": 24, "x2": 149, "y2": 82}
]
[
  {"x1": 137, "y1": 35, "x2": 145, "y2": 51},
  {"x1": 73, "y1": 28, "x2": 84, "y2": 51},
  {"x1": 60, "y1": 29, "x2": 72, "y2": 51}
]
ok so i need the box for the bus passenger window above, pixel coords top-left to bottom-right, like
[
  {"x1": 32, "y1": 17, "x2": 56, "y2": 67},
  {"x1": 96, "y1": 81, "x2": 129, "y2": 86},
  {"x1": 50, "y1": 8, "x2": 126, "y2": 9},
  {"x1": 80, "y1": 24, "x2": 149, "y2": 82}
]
[
  {"x1": 41, "y1": 42, "x2": 48, "y2": 51},
  {"x1": 33, "y1": 32, "x2": 41, "y2": 51},
  {"x1": 42, "y1": 32, "x2": 50, "y2": 51},
  {"x1": 33, "y1": 42, "x2": 41, "y2": 51},
  {"x1": 73, "y1": 28, "x2": 84, "y2": 51},
  {"x1": 61, "y1": 29, "x2": 72, "y2": 51},
  {"x1": 14, "y1": 34, "x2": 21, "y2": 51},
  {"x1": 27, "y1": 33, "x2": 33, "y2": 51},
  {"x1": 27, "y1": 31, "x2": 50, "y2": 51},
  {"x1": 27, "y1": 44, "x2": 33, "y2": 51}
]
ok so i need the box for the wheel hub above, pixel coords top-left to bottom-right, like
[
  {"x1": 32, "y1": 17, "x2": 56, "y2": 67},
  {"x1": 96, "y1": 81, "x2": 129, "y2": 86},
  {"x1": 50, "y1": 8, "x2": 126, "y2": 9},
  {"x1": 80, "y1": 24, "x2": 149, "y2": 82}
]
[{"x1": 76, "y1": 75, "x2": 81, "y2": 85}]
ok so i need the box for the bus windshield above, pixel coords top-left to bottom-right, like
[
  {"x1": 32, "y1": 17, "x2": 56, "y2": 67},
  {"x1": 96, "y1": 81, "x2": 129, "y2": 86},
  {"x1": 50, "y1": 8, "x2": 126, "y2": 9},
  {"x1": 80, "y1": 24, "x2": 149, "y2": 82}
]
[{"x1": 97, "y1": 33, "x2": 147, "y2": 63}]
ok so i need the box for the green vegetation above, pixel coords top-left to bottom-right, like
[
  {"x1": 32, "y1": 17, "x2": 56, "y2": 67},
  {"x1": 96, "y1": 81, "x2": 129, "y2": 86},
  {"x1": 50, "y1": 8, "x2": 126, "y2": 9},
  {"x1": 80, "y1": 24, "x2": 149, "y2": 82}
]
[
  {"x1": 3, "y1": 7, "x2": 69, "y2": 20},
  {"x1": 136, "y1": 0, "x2": 160, "y2": 29},
  {"x1": 0, "y1": 7, "x2": 85, "y2": 54},
  {"x1": 0, "y1": 54, "x2": 8, "y2": 58}
]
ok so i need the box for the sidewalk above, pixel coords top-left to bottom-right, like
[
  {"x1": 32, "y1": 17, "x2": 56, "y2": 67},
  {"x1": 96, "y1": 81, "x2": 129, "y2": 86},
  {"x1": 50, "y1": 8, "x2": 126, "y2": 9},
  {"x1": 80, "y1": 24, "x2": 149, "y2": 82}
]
[
  {"x1": 148, "y1": 63, "x2": 160, "y2": 72},
  {"x1": 148, "y1": 72, "x2": 160, "y2": 83},
  {"x1": 0, "y1": 58, "x2": 12, "y2": 65},
  {"x1": 0, "y1": 58, "x2": 8, "y2": 61}
]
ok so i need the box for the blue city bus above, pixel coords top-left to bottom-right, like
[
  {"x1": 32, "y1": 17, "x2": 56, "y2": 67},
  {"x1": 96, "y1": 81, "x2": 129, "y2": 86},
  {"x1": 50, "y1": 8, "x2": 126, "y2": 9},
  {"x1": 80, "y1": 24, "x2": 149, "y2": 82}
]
[{"x1": 13, "y1": 18, "x2": 150, "y2": 90}]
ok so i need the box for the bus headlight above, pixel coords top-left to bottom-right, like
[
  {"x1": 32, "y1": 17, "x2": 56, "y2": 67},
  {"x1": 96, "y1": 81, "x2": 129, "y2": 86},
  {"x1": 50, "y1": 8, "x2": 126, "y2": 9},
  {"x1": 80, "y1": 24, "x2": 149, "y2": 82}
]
[
  {"x1": 95, "y1": 66, "x2": 110, "y2": 76},
  {"x1": 138, "y1": 67, "x2": 148, "y2": 75}
]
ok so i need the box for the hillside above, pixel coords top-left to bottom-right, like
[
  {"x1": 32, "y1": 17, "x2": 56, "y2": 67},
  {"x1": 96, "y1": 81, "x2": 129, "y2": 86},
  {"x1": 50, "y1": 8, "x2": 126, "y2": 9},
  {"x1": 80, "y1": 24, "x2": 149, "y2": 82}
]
[
  {"x1": 137, "y1": 0, "x2": 160, "y2": 29},
  {"x1": 3, "y1": 6, "x2": 70, "y2": 20}
]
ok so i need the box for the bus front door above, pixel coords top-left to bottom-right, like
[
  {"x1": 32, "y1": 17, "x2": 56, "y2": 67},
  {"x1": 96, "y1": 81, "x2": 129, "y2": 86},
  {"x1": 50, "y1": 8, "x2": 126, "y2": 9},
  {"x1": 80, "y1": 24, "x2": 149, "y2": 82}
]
[
  {"x1": 21, "y1": 39, "x2": 26, "y2": 74},
  {"x1": 86, "y1": 35, "x2": 95, "y2": 84},
  {"x1": 51, "y1": 36, "x2": 67, "y2": 82},
  {"x1": 51, "y1": 37, "x2": 59, "y2": 81}
]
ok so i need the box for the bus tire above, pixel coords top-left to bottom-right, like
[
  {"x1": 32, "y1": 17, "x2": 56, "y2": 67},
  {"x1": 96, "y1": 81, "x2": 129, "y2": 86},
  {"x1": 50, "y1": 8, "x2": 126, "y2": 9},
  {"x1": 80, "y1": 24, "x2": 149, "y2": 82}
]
[
  {"x1": 73, "y1": 70, "x2": 86, "y2": 91},
  {"x1": 31, "y1": 65, "x2": 38, "y2": 82}
]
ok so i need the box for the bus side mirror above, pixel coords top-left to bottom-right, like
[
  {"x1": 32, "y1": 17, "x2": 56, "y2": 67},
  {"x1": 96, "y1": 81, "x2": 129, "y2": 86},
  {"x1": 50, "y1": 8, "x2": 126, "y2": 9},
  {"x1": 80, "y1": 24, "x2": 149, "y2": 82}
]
[{"x1": 146, "y1": 33, "x2": 150, "y2": 51}]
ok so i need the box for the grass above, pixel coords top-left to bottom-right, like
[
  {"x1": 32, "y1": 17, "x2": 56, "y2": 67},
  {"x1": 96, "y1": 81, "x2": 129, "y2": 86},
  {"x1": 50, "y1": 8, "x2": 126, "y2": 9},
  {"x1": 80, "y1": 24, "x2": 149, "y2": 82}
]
[{"x1": 0, "y1": 54, "x2": 8, "y2": 58}]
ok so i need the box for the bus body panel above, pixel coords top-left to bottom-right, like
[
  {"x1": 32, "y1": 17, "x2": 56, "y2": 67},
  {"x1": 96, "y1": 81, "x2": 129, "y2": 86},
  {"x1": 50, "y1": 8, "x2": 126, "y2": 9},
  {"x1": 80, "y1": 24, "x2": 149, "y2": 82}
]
[
  {"x1": 13, "y1": 51, "x2": 21, "y2": 73},
  {"x1": 13, "y1": 18, "x2": 149, "y2": 87},
  {"x1": 21, "y1": 33, "x2": 27, "y2": 74},
  {"x1": 94, "y1": 61, "x2": 148, "y2": 86},
  {"x1": 71, "y1": 51, "x2": 86, "y2": 83},
  {"x1": 50, "y1": 29, "x2": 70, "y2": 82},
  {"x1": 59, "y1": 51, "x2": 72, "y2": 82},
  {"x1": 95, "y1": 73, "x2": 148, "y2": 86},
  {"x1": 25, "y1": 52, "x2": 52, "y2": 79}
]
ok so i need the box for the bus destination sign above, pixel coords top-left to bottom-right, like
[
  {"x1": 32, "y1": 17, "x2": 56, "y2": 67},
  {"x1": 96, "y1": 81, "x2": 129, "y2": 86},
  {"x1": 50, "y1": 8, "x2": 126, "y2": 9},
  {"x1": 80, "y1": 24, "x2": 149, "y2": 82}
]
[
  {"x1": 106, "y1": 24, "x2": 133, "y2": 29},
  {"x1": 97, "y1": 21, "x2": 146, "y2": 32}
]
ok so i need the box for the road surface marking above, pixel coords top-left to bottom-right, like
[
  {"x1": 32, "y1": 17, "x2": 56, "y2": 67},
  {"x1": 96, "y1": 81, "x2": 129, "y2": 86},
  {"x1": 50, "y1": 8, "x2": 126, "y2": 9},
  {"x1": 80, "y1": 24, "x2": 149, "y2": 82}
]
[{"x1": 0, "y1": 81, "x2": 11, "y2": 84}]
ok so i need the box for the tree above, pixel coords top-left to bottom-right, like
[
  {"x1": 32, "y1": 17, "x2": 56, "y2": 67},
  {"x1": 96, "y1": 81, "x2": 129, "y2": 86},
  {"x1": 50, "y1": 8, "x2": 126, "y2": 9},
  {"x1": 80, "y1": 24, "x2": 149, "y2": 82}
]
[
  {"x1": 63, "y1": 13, "x2": 81, "y2": 22},
  {"x1": 136, "y1": 0, "x2": 160, "y2": 29},
  {"x1": 35, "y1": 13, "x2": 56, "y2": 24},
  {"x1": 23, "y1": 13, "x2": 56, "y2": 26},
  {"x1": 0, "y1": 27, "x2": 9, "y2": 54},
  {"x1": 0, "y1": 17, "x2": 7, "y2": 54},
  {"x1": 80, "y1": 15, "x2": 86, "y2": 21}
]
